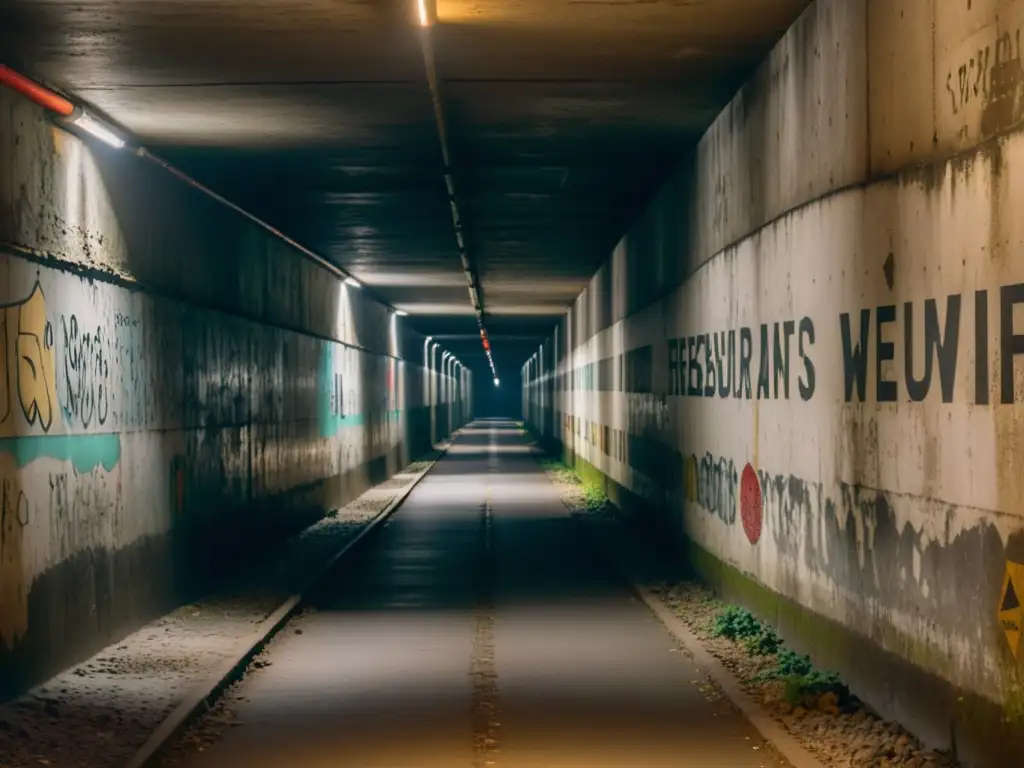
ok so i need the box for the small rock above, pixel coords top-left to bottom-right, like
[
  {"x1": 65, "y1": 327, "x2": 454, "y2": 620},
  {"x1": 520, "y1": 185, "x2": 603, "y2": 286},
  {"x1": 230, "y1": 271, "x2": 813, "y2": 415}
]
[
  {"x1": 874, "y1": 743, "x2": 895, "y2": 759},
  {"x1": 853, "y1": 747, "x2": 875, "y2": 766},
  {"x1": 792, "y1": 706, "x2": 807, "y2": 719},
  {"x1": 817, "y1": 691, "x2": 839, "y2": 712},
  {"x1": 294, "y1": 629, "x2": 303, "y2": 635}
]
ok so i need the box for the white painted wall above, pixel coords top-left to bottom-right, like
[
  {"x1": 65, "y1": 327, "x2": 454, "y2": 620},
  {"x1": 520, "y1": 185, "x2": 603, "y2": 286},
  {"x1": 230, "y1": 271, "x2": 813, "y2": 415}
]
[{"x1": 525, "y1": 0, "x2": 1024, "y2": 754}]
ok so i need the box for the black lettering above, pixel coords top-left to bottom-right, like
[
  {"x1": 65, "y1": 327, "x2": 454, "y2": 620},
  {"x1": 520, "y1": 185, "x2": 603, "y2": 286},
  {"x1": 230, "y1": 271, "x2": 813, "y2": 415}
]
[
  {"x1": 716, "y1": 332, "x2": 731, "y2": 398},
  {"x1": 738, "y1": 327, "x2": 753, "y2": 399},
  {"x1": 688, "y1": 336, "x2": 703, "y2": 397},
  {"x1": 772, "y1": 323, "x2": 784, "y2": 399},
  {"x1": 877, "y1": 305, "x2": 897, "y2": 402},
  {"x1": 704, "y1": 333, "x2": 716, "y2": 396},
  {"x1": 976, "y1": 290, "x2": 989, "y2": 405},
  {"x1": 772, "y1": 321, "x2": 796, "y2": 400},
  {"x1": 756, "y1": 324, "x2": 770, "y2": 399},
  {"x1": 904, "y1": 295, "x2": 961, "y2": 403},
  {"x1": 1001, "y1": 283, "x2": 1024, "y2": 404},
  {"x1": 784, "y1": 320, "x2": 794, "y2": 398},
  {"x1": 727, "y1": 330, "x2": 736, "y2": 398},
  {"x1": 668, "y1": 339, "x2": 680, "y2": 396},
  {"x1": 840, "y1": 309, "x2": 871, "y2": 402},
  {"x1": 798, "y1": 317, "x2": 816, "y2": 401}
]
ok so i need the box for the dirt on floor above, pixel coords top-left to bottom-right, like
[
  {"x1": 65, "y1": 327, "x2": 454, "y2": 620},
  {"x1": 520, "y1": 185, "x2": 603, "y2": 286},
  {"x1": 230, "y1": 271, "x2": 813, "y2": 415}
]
[
  {"x1": 539, "y1": 458, "x2": 961, "y2": 768},
  {"x1": 0, "y1": 448, "x2": 445, "y2": 768}
]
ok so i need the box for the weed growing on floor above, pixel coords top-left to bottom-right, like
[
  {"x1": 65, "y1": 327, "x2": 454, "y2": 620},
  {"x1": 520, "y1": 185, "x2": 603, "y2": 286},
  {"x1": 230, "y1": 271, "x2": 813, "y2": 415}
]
[
  {"x1": 711, "y1": 605, "x2": 762, "y2": 641},
  {"x1": 754, "y1": 649, "x2": 849, "y2": 705},
  {"x1": 537, "y1": 457, "x2": 608, "y2": 511},
  {"x1": 743, "y1": 626, "x2": 783, "y2": 656},
  {"x1": 709, "y1": 606, "x2": 848, "y2": 705}
]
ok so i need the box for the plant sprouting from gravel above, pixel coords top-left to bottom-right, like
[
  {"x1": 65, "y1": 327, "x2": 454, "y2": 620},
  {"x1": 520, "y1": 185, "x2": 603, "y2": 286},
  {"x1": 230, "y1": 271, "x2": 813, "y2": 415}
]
[
  {"x1": 710, "y1": 607, "x2": 848, "y2": 706},
  {"x1": 753, "y1": 649, "x2": 850, "y2": 706},
  {"x1": 538, "y1": 458, "x2": 608, "y2": 511},
  {"x1": 711, "y1": 605, "x2": 762, "y2": 640}
]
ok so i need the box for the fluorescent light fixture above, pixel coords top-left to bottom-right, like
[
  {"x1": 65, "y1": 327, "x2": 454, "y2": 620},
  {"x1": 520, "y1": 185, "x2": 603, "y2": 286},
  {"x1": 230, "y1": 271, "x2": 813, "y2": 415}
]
[
  {"x1": 494, "y1": 378, "x2": 500, "y2": 387},
  {"x1": 426, "y1": 336, "x2": 432, "y2": 342},
  {"x1": 344, "y1": 276, "x2": 361, "y2": 288},
  {"x1": 71, "y1": 112, "x2": 125, "y2": 149},
  {"x1": 394, "y1": 309, "x2": 408, "y2": 317},
  {"x1": 417, "y1": 0, "x2": 429, "y2": 26}
]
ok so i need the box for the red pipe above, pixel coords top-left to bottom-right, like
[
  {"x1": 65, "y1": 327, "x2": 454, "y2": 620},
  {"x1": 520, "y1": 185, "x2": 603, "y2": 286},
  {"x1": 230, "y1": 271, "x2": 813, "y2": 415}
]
[{"x1": 0, "y1": 65, "x2": 74, "y2": 116}]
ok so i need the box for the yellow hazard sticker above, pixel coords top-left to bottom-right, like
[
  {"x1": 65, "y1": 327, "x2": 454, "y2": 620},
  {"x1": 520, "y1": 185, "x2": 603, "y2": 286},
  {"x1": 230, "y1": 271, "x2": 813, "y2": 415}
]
[{"x1": 998, "y1": 561, "x2": 1024, "y2": 659}]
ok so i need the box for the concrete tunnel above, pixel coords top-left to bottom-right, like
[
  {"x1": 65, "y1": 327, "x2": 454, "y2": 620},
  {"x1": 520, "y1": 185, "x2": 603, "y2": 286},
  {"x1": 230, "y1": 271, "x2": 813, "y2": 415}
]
[{"x1": 0, "y1": 0, "x2": 1022, "y2": 766}]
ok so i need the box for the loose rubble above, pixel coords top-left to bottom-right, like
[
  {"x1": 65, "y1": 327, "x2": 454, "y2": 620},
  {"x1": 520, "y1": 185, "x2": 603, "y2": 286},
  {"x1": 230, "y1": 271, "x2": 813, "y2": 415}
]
[
  {"x1": 0, "y1": 447, "x2": 445, "y2": 768},
  {"x1": 538, "y1": 453, "x2": 961, "y2": 768}
]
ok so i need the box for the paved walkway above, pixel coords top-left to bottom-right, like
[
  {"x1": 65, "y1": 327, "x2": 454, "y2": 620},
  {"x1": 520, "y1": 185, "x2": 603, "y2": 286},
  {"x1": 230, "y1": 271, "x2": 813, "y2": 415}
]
[{"x1": 177, "y1": 419, "x2": 786, "y2": 768}]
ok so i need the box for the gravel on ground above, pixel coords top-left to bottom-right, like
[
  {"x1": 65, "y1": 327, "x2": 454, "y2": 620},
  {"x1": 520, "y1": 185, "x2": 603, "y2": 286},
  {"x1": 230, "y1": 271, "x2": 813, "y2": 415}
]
[
  {"x1": 537, "y1": 452, "x2": 962, "y2": 768},
  {"x1": 0, "y1": 445, "x2": 447, "y2": 768}
]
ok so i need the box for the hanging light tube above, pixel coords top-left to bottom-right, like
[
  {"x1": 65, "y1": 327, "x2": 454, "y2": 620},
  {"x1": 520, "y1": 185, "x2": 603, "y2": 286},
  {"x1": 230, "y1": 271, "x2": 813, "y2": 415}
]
[{"x1": 69, "y1": 110, "x2": 125, "y2": 149}]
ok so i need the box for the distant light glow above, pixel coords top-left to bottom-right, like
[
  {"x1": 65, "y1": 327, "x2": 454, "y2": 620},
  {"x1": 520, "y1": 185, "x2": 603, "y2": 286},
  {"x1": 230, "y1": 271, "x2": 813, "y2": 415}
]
[
  {"x1": 417, "y1": 0, "x2": 429, "y2": 26},
  {"x1": 344, "y1": 277, "x2": 361, "y2": 288},
  {"x1": 426, "y1": 336, "x2": 432, "y2": 342},
  {"x1": 71, "y1": 112, "x2": 125, "y2": 149},
  {"x1": 494, "y1": 378, "x2": 500, "y2": 387},
  {"x1": 395, "y1": 309, "x2": 408, "y2": 317}
]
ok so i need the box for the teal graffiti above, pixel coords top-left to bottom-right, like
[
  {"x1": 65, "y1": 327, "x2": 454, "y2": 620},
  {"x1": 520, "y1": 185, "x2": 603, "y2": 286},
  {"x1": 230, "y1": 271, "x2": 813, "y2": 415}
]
[
  {"x1": 0, "y1": 433, "x2": 121, "y2": 473},
  {"x1": 317, "y1": 342, "x2": 403, "y2": 436},
  {"x1": 318, "y1": 341, "x2": 364, "y2": 436}
]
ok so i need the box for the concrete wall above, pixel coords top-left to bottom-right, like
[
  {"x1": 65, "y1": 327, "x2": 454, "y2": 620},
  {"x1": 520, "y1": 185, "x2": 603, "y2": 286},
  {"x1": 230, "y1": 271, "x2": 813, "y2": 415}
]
[
  {"x1": 0, "y1": 90, "x2": 469, "y2": 698},
  {"x1": 524, "y1": 1, "x2": 1024, "y2": 764}
]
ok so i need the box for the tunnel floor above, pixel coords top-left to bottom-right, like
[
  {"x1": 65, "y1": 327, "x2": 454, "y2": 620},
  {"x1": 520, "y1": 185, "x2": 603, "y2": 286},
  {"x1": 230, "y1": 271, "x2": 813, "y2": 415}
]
[{"x1": 170, "y1": 420, "x2": 786, "y2": 768}]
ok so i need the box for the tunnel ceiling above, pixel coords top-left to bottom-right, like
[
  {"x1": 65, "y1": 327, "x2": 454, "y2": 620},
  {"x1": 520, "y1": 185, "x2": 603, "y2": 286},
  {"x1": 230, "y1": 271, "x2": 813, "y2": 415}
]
[{"x1": 0, "y1": 0, "x2": 809, "y2": 372}]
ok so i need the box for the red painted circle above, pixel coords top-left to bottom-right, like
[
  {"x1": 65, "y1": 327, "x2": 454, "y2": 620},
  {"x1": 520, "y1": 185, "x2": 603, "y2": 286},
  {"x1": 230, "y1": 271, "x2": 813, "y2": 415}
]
[{"x1": 740, "y1": 463, "x2": 762, "y2": 545}]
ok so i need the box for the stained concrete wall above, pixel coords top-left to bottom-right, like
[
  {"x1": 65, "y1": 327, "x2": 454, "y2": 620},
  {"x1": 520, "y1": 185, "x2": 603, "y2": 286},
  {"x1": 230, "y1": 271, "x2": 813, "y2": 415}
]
[
  {"x1": 0, "y1": 90, "x2": 470, "y2": 698},
  {"x1": 524, "y1": 0, "x2": 1024, "y2": 764}
]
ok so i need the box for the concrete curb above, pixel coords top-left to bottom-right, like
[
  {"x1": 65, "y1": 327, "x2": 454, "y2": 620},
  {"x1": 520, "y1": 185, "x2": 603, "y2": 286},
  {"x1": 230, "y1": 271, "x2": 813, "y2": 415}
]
[
  {"x1": 124, "y1": 435, "x2": 460, "y2": 768},
  {"x1": 572, "y1": 517, "x2": 826, "y2": 768}
]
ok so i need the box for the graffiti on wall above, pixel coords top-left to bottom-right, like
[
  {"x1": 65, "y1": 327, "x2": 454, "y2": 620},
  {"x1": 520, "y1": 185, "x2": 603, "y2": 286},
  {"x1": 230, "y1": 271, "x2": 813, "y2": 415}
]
[
  {"x1": 59, "y1": 314, "x2": 111, "y2": 428},
  {"x1": 0, "y1": 282, "x2": 123, "y2": 649},
  {"x1": 664, "y1": 284, "x2": 1024, "y2": 405},
  {"x1": 0, "y1": 283, "x2": 58, "y2": 648},
  {"x1": 683, "y1": 453, "x2": 765, "y2": 545},
  {"x1": 684, "y1": 452, "x2": 738, "y2": 528},
  {"x1": 0, "y1": 283, "x2": 59, "y2": 435},
  {"x1": 945, "y1": 25, "x2": 1024, "y2": 137}
]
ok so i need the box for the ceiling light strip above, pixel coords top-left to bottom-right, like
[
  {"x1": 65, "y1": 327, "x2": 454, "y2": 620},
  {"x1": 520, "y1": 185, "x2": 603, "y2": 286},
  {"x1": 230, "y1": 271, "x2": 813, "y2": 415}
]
[{"x1": 416, "y1": 24, "x2": 497, "y2": 378}]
